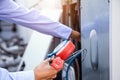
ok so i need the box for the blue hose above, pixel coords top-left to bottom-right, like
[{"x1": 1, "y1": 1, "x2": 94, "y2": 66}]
[
  {"x1": 66, "y1": 49, "x2": 86, "y2": 80},
  {"x1": 47, "y1": 52, "x2": 56, "y2": 58}
]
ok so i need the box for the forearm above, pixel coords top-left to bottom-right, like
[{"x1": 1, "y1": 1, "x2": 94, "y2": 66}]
[{"x1": 0, "y1": 0, "x2": 72, "y2": 39}]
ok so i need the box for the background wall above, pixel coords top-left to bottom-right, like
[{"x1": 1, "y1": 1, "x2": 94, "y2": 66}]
[
  {"x1": 81, "y1": 0, "x2": 109, "y2": 80},
  {"x1": 110, "y1": 0, "x2": 120, "y2": 80}
]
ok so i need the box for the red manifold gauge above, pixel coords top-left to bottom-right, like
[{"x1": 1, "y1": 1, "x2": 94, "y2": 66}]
[
  {"x1": 50, "y1": 40, "x2": 75, "y2": 70},
  {"x1": 56, "y1": 40, "x2": 75, "y2": 60}
]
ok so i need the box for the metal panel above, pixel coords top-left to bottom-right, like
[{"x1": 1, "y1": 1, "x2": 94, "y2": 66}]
[{"x1": 81, "y1": 0, "x2": 109, "y2": 80}]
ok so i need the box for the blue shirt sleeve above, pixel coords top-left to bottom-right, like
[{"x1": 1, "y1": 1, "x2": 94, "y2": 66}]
[
  {"x1": 0, "y1": 0, "x2": 72, "y2": 40},
  {"x1": 0, "y1": 68, "x2": 34, "y2": 80}
]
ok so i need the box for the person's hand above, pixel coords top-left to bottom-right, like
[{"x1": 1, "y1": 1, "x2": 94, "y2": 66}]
[
  {"x1": 34, "y1": 58, "x2": 58, "y2": 80},
  {"x1": 69, "y1": 30, "x2": 81, "y2": 42}
]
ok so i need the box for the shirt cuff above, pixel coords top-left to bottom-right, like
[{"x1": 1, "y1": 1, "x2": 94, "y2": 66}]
[{"x1": 9, "y1": 70, "x2": 35, "y2": 80}]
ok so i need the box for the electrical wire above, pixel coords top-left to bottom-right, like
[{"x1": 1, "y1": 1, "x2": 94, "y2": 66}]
[{"x1": 65, "y1": 49, "x2": 87, "y2": 80}]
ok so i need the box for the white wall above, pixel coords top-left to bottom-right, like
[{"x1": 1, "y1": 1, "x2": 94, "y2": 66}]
[
  {"x1": 81, "y1": 0, "x2": 108, "y2": 27},
  {"x1": 110, "y1": 0, "x2": 120, "y2": 80}
]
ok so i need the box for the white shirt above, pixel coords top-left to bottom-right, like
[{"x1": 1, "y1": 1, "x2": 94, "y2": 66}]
[
  {"x1": 0, "y1": 68, "x2": 34, "y2": 80},
  {"x1": 0, "y1": 0, "x2": 72, "y2": 80}
]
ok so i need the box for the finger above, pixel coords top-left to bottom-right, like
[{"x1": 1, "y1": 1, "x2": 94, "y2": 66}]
[
  {"x1": 51, "y1": 74, "x2": 57, "y2": 79},
  {"x1": 46, "y1": 78, "x2": 53, "y2": 80},
  {"x1": 46, "y1": 73, "x2": 57, "y2": 79},
  {"x1": 44, "y1": 58, "x2": 52, "y2": 62},
  {"x1": 43, "y1": 58, "x2": 53, "y2": 65}
]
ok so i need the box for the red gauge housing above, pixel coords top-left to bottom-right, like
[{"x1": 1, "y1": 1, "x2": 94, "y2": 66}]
[{"x1": 56, "y1": 40, "x2": 75, "y2": 60}]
